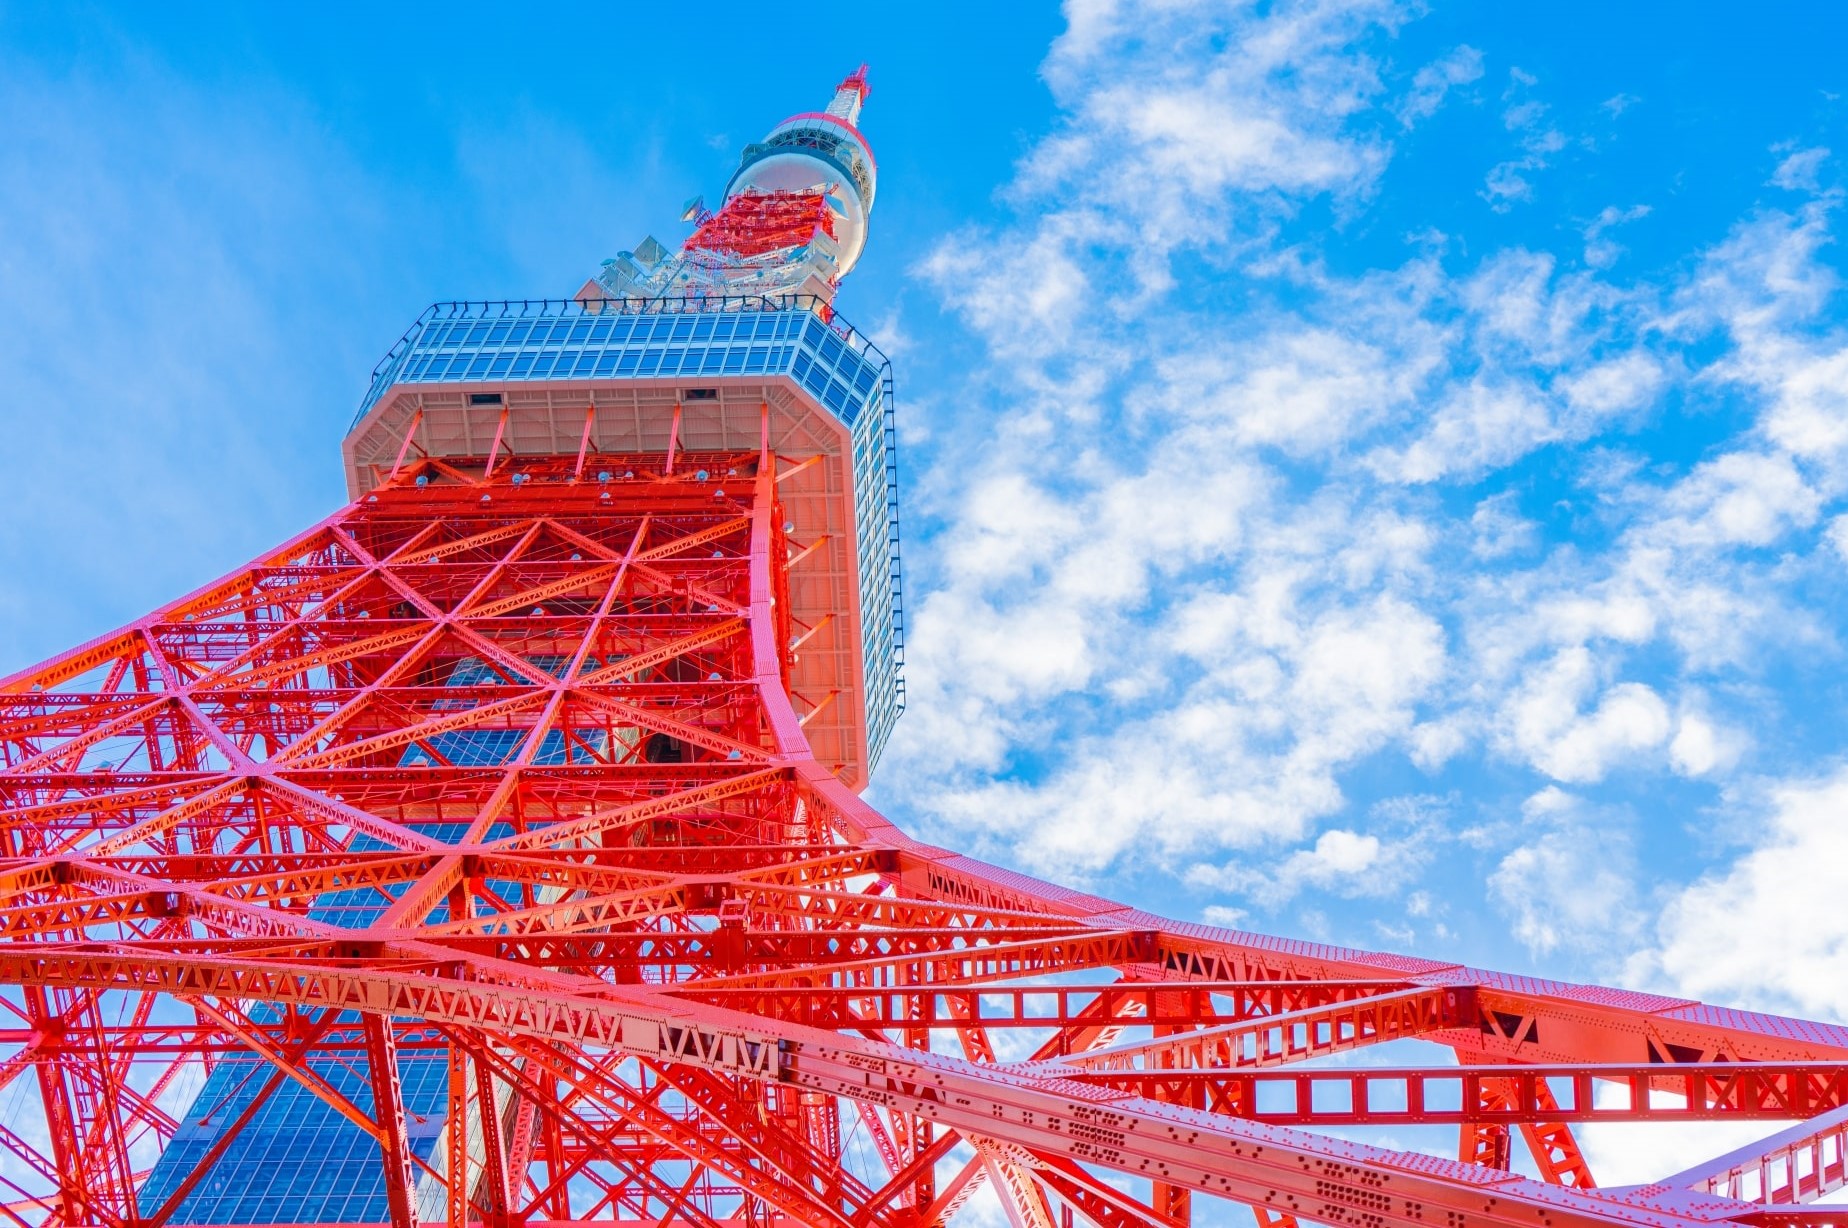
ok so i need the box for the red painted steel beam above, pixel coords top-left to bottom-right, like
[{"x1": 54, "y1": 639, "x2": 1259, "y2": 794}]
[
  {"x1": 0, "y1": 455, "x2": 1846, "y2": 1228},
  {"x1": 1052, "y1": 1063, "x2": 1848, "y2": 1123}
]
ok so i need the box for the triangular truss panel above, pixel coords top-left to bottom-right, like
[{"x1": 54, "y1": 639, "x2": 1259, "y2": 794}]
[
  {"x1": 6, "y1": 61, "x2": 1845, "y2": 1228},
  {"x1": 1, "y1": 454, "x2": 1845, "y2": 1228}
]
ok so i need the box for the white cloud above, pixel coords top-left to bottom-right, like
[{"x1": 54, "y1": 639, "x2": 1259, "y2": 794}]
[
  {"x1": 1577, "y1": 1116, "x2": 1780, "y2": 1192},
  {"x1": 1646, "y1": 450, "x2": 1821, "y2": 549},
  {"x1": 1667, "y1": 709, "x2": 1744, "y2": 778},
  {"x1": 1502, "y1": 648, "x2": 1671, "y2": 783},
  {"x1": 887, "y1": 0, "x2": 1848, "y2": 961},
  {"x1": 1160, "y1": 324, "x2": 1437, "y2": 454},
  {"x1": 909, "y1": 586, "x2": 1447, "y2": 880},
  {"x1": 1757, "y1": 343, "x2": 1848, "y2": 461},
  {"x1": 1583, "y1": 204, "x2": 1653, "y2": 269},
  {"x1": 1368, "y1": 380, "x2": 1541, "y2": 483},
  {"x1": 1489, "y1": 792, "x2": 1642, "y2": 956},
  {"x1": 1020, "y1": 0, "x2": 1403, "y2": 270},
  {"x1": 1469, "y1": 491, "x2": 1539, "y2": 560},
  {"x1": 1770, "y1": 145, "x2": 1830, "y2": 191},
  {"x1": 1482, "y1": 70, "x2": 1569, "y2": 211},
  {"x1": 1650, "y1": 766, "x2": 1848, "y2": 1018},
  {"x1": 1558, "y1": 350, "x2": 1665, "y2": 423},
  {"x1": 1201, "y1": 904, "x2": 1249, "y2": 930},
  {"x1": 1395, "y1": 45, "x2": 1484, "y2": 127},
  {"x1": 1188, "y1": 797, "x2": 1441, "y2": 909}
]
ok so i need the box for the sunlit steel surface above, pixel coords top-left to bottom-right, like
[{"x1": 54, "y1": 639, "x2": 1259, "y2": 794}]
[{"x1": 0, "y1": 69, "x2": 1845, "y2": 1228}]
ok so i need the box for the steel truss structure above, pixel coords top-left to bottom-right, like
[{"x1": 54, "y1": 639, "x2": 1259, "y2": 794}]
[
  {"x1": 5, "y1": 64, "x2": 1848, "y2": 1228},
  {"x1": 1, "y1": 447, "x2": 1847, "y2": 1228}
]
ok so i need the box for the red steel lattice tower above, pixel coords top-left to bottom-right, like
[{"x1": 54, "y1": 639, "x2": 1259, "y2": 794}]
[{"x1": 3, "y1": 69, "x2": 1848, "y2": 1228}]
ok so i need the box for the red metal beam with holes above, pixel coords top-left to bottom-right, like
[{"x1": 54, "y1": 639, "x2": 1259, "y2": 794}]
[{"x1": 0, "y1": 441, "x2": 1845, "y2": 1228}]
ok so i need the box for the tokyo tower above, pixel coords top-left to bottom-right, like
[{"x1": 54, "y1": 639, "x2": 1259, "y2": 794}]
[{"x1": 4, "y1": 67, "x2": 1848, "y2": 1228}]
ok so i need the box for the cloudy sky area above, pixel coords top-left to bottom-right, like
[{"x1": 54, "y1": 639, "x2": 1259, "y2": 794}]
[
  {"x1": 4, "y1": 0, "x2": 1848, "y2": 1065},
  {"x1": 882, "y1": 0, "x2": 1848, "y2": 1018}
]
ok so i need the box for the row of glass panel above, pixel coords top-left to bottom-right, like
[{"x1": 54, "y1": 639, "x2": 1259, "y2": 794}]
[{"x1": 361, "y1": 307, "x2": 882, "y2": 425}]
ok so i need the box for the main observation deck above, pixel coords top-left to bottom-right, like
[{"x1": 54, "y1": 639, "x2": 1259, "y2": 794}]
[{"x1": 342, "y1": 293, "x2": 902, "y2": 784}]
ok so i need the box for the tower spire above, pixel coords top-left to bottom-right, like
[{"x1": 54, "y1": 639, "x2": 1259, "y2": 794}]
[{"x1": 826, "y1": 63, "x2": 871, "y2": 125}]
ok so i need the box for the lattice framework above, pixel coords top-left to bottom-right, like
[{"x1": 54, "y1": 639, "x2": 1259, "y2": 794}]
[{"x1": 0, "y1": 444, "x2": 1846, "y2": 1228}]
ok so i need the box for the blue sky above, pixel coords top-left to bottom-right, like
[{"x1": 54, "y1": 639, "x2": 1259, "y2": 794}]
[{"x1": 6, "y1": 0, "x2": 1848, "y2": 1097}]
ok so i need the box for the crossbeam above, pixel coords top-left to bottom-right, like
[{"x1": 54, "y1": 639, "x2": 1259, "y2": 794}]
[{"x1": 1054, "y1": 1063, "x2": 1848, "y2": 1124}]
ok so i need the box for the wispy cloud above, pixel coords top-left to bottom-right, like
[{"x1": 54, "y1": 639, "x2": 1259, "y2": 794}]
[
  {"x1": 1394, "y1": 44, "x2": 1484, "y2": 128},
  {"x1": 1645, "y1": 765, "x2": 1848, "y2": 1018},
  {"x1": 1770, "y1": 144, "x2": 1831, "y2": 191},
  {"x1": 1489, "y1": 789, "x2": 1643, "y2": 958},
  {"x1": 0, "y1": 52, "x2": 384, "y2": 666},
  {"x1": 1482, "y1": 68, "x2": 1569, "y2": 210},
  {"x1": 883, "y1": 0, "x2": 1848, "y2": 997}
]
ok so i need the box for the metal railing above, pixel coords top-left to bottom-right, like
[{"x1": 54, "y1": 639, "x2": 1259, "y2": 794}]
[{"x1": 360, "y1": 293, "x2": 889, "y2": 415}]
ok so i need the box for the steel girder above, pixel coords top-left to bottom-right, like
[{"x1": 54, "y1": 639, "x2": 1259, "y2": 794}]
[{"x1": 0, "y1": 449, "x2": 1844, "y2": 1228}]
